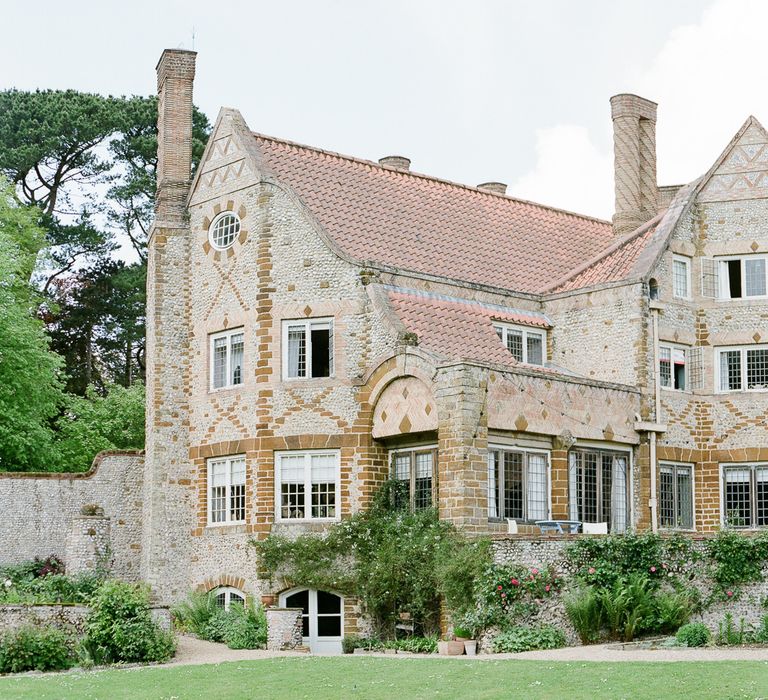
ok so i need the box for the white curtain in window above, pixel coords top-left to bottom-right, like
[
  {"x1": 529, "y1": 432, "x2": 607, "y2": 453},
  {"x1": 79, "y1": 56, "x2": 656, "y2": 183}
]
[
  {"x1": 213, "y1": 337, "x2": 227, "y2": 388},
  {"x1": 611, "y1": 457, "x2": 627, "y2": 532},
  {"x1": 230, "y1": 457, "x2": 246, "y2": 485},
  {"x1": 526, "y1": 453, "x2": 548, "y2": 520},
  {"x1": 280, "y1": 455, "x2": 305, "y2": 484},
  {"x1": 310, "y1": 454, "x2": 336, "y2": 484},
  {"x1": 230, "y1": 333, "x2": 244, "y2": 385},
  {"x1": 487, "y1": 452, "x2": 497, "y2": 518},
  {"x1": 568, "y1": 452, "x2": 578, "y2": 520},
  {"x1": 287, "y1": 327, "x2": 304, "y2": 377}
]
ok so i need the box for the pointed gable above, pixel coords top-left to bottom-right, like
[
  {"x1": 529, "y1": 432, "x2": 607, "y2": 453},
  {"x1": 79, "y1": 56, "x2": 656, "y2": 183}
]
[{"x1": 699, "y1": 117, "x2": 768, "y2": 203}]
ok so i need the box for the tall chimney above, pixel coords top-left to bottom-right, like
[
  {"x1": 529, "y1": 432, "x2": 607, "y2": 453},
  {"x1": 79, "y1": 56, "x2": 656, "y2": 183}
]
[
  {"x1": 155, "y1": 49, "x2": 197, "y2": 224},
  {"x1": 610, "y1": 94, "x2": 659, "y2": 235}
]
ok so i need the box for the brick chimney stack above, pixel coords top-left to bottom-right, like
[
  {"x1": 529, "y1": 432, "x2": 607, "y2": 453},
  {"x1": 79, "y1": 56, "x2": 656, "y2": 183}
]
[
  {"x1": 155, "y1": 49, "x2": 197, "y2": 224},
  {"x1": 610, "y1": 94, "x2": 659, "y2": 235}
]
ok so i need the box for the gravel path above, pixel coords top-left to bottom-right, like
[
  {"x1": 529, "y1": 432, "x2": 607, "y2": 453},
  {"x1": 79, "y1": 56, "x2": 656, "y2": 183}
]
[{"x1": 168, "y1": 636, "x2": 768, "y2": 666}]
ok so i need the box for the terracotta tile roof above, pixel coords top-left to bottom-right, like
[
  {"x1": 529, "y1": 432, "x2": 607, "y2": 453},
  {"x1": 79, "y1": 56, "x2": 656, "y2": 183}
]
[
  {"x1": 549, "y1": 214, "x2": 664, "y2": 293},
  {"x1": 384, "y1": 286, "x2": 552, "y2": 370},
  {"x1": 253, "y1": 134, "x2": 614, "y2": 294}
]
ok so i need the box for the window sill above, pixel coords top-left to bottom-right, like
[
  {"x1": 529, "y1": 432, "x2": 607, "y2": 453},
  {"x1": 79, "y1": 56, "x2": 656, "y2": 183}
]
[
  {"x1": 208, "y1": 385, "x2": 244, "y2": 395},
  {"x1": 204, "y1": 522, "x2": 247, "y2": 534}
]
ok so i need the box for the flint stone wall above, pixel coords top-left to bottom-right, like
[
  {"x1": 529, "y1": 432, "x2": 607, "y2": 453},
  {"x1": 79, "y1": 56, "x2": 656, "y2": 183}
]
[
  {"x1": 491, "y1": 535, "x2": 768, "y2": 642},
  {"x1": 0, "y1": 452, "x2": 144, "y2": 581}
]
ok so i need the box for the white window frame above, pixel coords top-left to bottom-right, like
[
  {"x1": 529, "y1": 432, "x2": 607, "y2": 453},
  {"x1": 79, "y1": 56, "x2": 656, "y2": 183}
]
[
  {"x1": 493, "y1": 322, "x2": 546, "y2": 366},
  {"x1": 659, "y1": 342, "x2": 688, "y2": 391},
  {"x1": 209, "y1": 328, "x2": 245, "y2": 391},
  {"x1": 208, "y1": 211, "x2": 241, "y2": 250},
  {"x1": 275, "y1": 449, "x2": 341, "y2": 522},
  {"x1": 658, "y1": 462, "x2": 696, "y2": 531},
  {"x1": 715, "y1": 345, "x2": 768, "y2": 393},
  {"x1": 390, "y1": 445, "x2": 438, "y2": 511},
  {"x1": 212, "y1": 586, "x2": 246, "y2": 610},
  {"x1": 282, "y1": 318, "x2": 334, "y2": 380},
  {"x1": 672, "y1": 255, "x2": 691, "y2": 299},
  {"x1": 487, "y1": 445, "x2": 551, "y2": 522},
  {"x1": 717, "y1": 254, "x2": 768, "y2": 300},
  {"x1": 720, "y1": 463, "x2": 768, "y2": 530},
  {"x1": 207, "y1": 455, "x2": 246, "y2": 526}
]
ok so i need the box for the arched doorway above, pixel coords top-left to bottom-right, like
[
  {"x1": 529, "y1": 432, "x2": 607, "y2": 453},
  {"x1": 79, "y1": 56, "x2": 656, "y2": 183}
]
[{"x1": 280, "y1": 588, "x2": 344, "y2": 654}]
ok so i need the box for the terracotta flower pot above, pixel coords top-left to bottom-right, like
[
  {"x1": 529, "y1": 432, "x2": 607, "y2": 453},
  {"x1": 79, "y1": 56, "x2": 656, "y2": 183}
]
[{"x1": 260, "y1": 594, "x2": 277, "y2": 607}]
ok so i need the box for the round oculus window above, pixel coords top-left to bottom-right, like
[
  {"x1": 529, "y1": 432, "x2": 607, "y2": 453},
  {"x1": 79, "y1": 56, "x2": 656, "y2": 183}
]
[{"x1": 209, "y1": 212, "x2": 241, "y2": 250}]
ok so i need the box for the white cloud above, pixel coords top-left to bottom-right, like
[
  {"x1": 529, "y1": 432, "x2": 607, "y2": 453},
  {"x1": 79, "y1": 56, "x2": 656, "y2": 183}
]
[
  {"x1": 510, "y1": 125, "x2": 613, "y2": 219},
  {"x1": 510, "y1": 0, "x2": 768, "y2": 219}
]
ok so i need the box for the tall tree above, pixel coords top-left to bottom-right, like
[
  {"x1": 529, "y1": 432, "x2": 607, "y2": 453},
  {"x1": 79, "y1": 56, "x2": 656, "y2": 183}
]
[{"x1": 0, "y1": 179, "x2": 64, "y2": 471}]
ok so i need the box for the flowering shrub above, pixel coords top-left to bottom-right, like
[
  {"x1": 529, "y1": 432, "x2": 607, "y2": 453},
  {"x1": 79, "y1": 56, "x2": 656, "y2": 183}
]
[{"x1": 489, "y1": 566, "x2": 561, "y2": 614}]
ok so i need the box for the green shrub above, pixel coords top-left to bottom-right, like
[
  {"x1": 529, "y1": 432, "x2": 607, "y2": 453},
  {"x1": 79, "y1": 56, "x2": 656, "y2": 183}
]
[
  {"x1": 221, "y1": 604, "x2": 267, "y2": 649},
  {"x1": 386, "y1": 636, "x2": 438, "y2": 654},
  {"x1": 491, "y1": 625, "x2": 566, "y2": 653},
  {"x1": 708, "y1": 530, "x2": 768, "y2": 594},
  {"x1": 716, "y1": 612, "x2": 748, "y2": 646},
  {"x1": 0, "y1": 626, "x2": 76, "y2": 673},
  {"x1": 173, "y1": 591, "x2": 266, "y2": 649},
  {"x1": 564, "y1": 585, "x2": 602, "y2": 644},
  {"x1": 676, "y1": 622, "x2": 711, "y2": 647},
  {"x1": 599, "y1": 574, "x2": 657, "y2": 641},
  {"x1": 84, "y1": 580, "x2": 175, "y2": 664},
  {"x1": 655, "y1": 589, "x2": 694, "y2": 633},
  {"x1": 752, "y1": 615, "x2": 768, "y2": 644}
]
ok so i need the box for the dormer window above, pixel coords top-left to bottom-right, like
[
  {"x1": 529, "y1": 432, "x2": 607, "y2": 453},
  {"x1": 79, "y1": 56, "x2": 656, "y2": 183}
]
[{"x1": 494, "y1": 323, "x2": 544, "y2": 366}]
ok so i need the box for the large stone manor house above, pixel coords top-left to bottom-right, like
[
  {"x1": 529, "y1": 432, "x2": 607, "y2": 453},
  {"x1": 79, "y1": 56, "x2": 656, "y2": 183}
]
[{"x1": 3, "y1": 48, "x2": 768, "y2": 652}]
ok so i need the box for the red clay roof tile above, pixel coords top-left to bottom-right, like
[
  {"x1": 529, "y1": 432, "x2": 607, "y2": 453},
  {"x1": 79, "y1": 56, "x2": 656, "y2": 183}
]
[{"x1": 253, "y1": 134, "x2": 616, "y2": 294}]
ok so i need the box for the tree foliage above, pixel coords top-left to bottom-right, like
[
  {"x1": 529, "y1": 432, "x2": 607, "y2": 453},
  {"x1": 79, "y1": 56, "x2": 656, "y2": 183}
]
[
  {"x1": 0, "y1": 179, "x2": 64, "y2": 471},
  {"x1": 54, "y1": 383, "x2": 146, "y2": 472}
]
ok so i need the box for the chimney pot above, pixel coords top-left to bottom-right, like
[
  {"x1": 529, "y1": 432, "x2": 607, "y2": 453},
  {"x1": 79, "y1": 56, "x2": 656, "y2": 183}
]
[
  {"x1": 477, "y1": 182, "x2": 507, "y2": 195},
  {"x1": 378, "y1": 155, "x2": 411, "y2": 171}
]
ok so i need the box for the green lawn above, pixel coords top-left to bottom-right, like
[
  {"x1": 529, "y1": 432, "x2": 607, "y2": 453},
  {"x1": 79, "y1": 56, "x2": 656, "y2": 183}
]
[{"x1": 1, "y1": 657, "x2": 767, "y2": 700}]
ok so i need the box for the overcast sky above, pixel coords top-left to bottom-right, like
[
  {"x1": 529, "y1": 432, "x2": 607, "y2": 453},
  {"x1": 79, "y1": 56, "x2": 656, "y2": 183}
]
[{"x1": 3, "y1": 0, "x2": 765, "y2": 219}]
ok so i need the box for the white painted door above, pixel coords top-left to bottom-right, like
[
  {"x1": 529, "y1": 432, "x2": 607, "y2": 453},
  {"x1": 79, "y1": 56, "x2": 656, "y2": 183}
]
[{"x1": 281, "y1": 588, "x2": 344, "y2": 655}]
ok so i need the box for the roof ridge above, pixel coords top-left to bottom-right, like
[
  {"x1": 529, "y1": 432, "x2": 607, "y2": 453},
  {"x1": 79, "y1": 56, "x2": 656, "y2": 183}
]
[
  {"x1": 251, "y1": 131, "x2": 611, "y2": 227},
  {"x1": 545, "y1": 211, "x2": 665, "y2": 293}
]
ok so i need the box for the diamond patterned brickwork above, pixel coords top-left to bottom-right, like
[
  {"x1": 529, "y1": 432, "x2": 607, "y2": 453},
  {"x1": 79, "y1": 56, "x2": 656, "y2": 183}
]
[{"x1": 372, "y1": 376, "x2": 438, "y2": 439}]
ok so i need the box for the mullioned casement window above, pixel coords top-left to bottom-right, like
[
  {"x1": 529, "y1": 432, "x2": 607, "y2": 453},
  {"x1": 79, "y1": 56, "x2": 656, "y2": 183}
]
[
  {"x1": 659, "y1": 343, "x2": 687, "y2": 390},
  {"x1": 207, "y1": 456, "x2": 246, "y2": 525},
  {"x1": 722, "y1": 464, "x2": 768, "y2": 529},
  {"x1": 276, "y1": 450, "x2": 339, "y2": 521},
  {"x1": 390, "y1": 447, "x2": 437, "y2": 511},
  {"x1": 658, "y1": 462, "x2": 694, "y2": 530},
  {"x1": 672, "y1": 255, "x2": 691, "y2": 299},
  {"x1": 493, "y1": 323, "x2": 544, "y2": 365},
  {"x1": 210, "y1": 329, "x2": 244, "y2": 390},
  {"x1": 716, "y1": 345, "x2": 768, "y2": 392},
  {"x1": 568, "y1": 448, "x2": 629, "y2": 533},
  {"x1": 487, "y1": 447, "x2": 549, "y2": 522},
  {"x1": 283, "y1": 319, "x2": 333, "y2": 379},
  {"x1": 701, "y1": 255, "x2": 768, "y2": 299}
]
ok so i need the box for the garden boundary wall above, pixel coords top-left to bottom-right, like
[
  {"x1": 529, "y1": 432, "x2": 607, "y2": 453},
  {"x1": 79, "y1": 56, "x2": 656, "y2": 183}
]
[
  {"x1": 491, "y1": 535, "x2": 768, "y2": 635},
  {"x1": 0, "y1": 452, "x2": 144, "y2": 581},
  {"x1": 0, "y1": 604, "x2": 171, "y2": 634}
]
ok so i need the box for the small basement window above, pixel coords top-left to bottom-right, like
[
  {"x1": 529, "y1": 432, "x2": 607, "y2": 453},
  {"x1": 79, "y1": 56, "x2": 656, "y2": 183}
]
[
  {"x1": 213, "y1": 586, "x2": 246, "y2": 610},
  {"x1": 283, "y1": 319, "x2": 333, "y2": 379},
  {"x1": 493, "y1": 323, "x2": 545, "y2": 365}
]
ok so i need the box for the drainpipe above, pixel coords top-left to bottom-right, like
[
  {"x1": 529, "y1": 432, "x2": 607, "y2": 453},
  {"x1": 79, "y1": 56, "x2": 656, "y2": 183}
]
[{"x1": 649, "y1": 306, "x2": 661, "y2": 533}]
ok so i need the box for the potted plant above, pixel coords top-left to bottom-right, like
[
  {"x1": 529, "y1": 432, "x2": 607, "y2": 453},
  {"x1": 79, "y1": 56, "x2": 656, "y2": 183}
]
[
  {"x1": 454, "y1": 626, "x2": 478, "y2": 656},
  {"x1": 438, "y1": 635, "x2": 465, "y2": 655}
]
